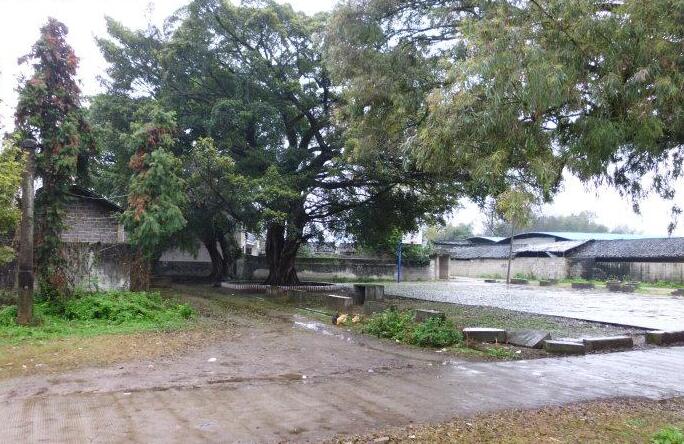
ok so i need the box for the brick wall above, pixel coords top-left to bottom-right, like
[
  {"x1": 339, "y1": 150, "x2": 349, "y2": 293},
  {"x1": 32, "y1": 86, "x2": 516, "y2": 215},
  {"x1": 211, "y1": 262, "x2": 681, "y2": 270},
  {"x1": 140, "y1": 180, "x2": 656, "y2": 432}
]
[{"x1": 60, "y1": 198, "x2": 124, "y2": 244}]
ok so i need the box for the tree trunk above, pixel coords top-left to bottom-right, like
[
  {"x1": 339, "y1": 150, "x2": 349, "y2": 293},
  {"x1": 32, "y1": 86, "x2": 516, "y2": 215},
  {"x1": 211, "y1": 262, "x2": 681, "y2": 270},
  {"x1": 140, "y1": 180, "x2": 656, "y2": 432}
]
[
  {"x1": 130, "y1": 250, "x2": 151, "y2": 291},
  {"x1": 203, "y1": 237, "x2": 225, "y2": 285},
  {"x1": 263, "y1": 223, "x2": 301, "y2": 285},
  {"x1": 506, "y1": 223, "x2": 515, "y2": 285}
]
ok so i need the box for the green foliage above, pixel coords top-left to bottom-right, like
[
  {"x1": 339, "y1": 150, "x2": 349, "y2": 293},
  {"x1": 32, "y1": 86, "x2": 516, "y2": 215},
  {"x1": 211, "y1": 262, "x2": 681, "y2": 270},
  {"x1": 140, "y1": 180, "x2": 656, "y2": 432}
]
[
  {"x1": 410, "y1": 316, "x2": 463, "y2": 348},
  {"x1": 63, "y1": 291, "x2": 193, "y2": 323},
  {"x1": 425, "y1": 223, "x2": 474, "y2": 242},
  {"x1": 652, "y1": 426, "x2": 684, "y2": 444},
  {"x1": 121, "y1": 105, "x2": 186, "y2": 258},
  {"x1": 362, "y1": 309, "x2": 414, "y2": 341},
  {"x1": 496, "y1": 188, "x2": 537, "y2": 229},
  {"x1": 362, "y1": 309, "x2": 463, "y2": 348},
  {"x1": 0, "y1": 291, "x2": 193, "y2": 344},
  {"x1": 15, "y1": 18, "x2": 96, "y2": 293},
  {"x1": 0, "y1": 142, "x2": 23, "y2": 265}
]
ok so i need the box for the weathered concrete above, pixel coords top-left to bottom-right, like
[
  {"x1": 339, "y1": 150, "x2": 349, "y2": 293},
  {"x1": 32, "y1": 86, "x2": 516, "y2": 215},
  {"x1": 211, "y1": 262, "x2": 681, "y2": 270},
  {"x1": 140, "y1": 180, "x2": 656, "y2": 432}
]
[
  {"x1": 323, "y1": 294, "x2": 353, "y2": 311},
  {"x1": 672, "y1": 289, "x2": 684, "y2": 296},
  {"x1": 571, "y1": 282, "x2": 595, "y2": 290},
  {"x1": 384, "y1": 280, "x2": 684, "y2": 331},
  {"x1": 646, "y1": 330, "x2": 684, "y2": 346},
  {"x1": 510, "y1": 278, "x2": 528, "y2": 285},
  {"x1": 353, "y1": 284, "x2": 384, "y2": 304},
  {"x1": 463, "y1": 327, "x2": 506, "y2": 343},
  {"x1": 538, "y1": 280, "x2": 556, "y2": 287},
  {"x1": 583, "y1": 336, "x2": 633, "y2": 352},
  {"x1": 414, "y1": 309, "x2": 446, "y2": 323},
  {"x1": 506, "y1": 330, "x2": 551, "y2": 349},
  {"x1": 543, "y1": 340, "x2": 586, "y2": 354},
  {"x1": 484, "y1": 279, "x2": 498, "y2": 283}
]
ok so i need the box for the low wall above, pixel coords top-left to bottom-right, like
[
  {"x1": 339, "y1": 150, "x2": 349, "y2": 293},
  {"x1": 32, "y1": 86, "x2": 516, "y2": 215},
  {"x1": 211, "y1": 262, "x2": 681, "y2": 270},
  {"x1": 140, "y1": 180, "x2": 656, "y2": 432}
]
[
  {"x1": 157, "y1": 255, "x2": 433, "y2": 282},
  {"x1": 569, "y1": 259, "x2": 684, "y2": 283},
  {"x1": 62, "y1": 243, "x2": 131, "y2": 291},
  {"x1": 449, "y1": 257, "x2": 569, "y2": 280}
]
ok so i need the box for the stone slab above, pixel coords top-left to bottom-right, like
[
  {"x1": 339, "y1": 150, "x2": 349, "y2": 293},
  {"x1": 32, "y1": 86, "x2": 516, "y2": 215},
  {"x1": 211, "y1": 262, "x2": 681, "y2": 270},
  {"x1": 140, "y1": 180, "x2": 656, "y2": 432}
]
[
  {"x1": 510, "y1": 278, "x2": 528, "y2": 285},
  {"x1": 543, "y1": 340, "x2": 586, "y2": 354},
  {"x1": 484, "y1": 279, "x2": 498, "y2": 284},
  {"x1": 506, "y1": 330, "x2": 551, "y2": 349},
  {"x1": 414, "y1": 309, "x2": 446, "y2": 323},
  {"x1": 646, "y1": 330, "x2": 684, "y2": 346},
  {"x1": 463, "y1": 327, "x2": 506, "y2": 343},
  {"x1": 571, "y1": 282, "x2": 595, "y2": 289},
  {"x1": 583, "y1": 336, "x2": 633, "y2": 352},
  {"x1": 538, "y1": 280, "x2": 554, "y2": 287},
  {"x1": 671, "y1": 289, "x2": 684, "y2": 296}
]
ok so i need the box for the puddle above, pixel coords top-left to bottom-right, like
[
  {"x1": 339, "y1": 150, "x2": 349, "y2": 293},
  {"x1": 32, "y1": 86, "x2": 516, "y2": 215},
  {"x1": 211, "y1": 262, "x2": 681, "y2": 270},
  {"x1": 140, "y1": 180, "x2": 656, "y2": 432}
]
[{"x1": 293, "y1": 317, "x2": 355, "y2": 343}]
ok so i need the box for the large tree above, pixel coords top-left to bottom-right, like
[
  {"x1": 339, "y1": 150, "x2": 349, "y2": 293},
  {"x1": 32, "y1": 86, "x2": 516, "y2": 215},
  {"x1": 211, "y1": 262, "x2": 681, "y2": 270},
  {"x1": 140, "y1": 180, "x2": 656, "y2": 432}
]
[
  {"x1": 97, "y1": 0, "x2": 463, "y2": 284},
  {"x1": 15, "y1": 18, "x2": 95, "y2": 296},
  {"x1": 330, "y1": 0, "x2": 684, "y2": 230}
]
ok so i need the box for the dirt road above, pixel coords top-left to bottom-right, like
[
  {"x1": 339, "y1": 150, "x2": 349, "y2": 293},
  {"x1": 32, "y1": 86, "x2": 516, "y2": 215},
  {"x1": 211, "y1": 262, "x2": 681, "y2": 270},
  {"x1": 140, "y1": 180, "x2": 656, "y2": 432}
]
[{"x1": 2, "y1": 313, "x2": 684, "y2": 443}]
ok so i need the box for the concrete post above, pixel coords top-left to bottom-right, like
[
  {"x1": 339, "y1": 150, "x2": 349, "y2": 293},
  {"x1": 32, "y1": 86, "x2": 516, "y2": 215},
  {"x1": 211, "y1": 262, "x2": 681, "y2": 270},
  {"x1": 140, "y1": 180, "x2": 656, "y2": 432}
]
[{"x1": 16, "y1": 139, "x2": 37, "y2": 326}]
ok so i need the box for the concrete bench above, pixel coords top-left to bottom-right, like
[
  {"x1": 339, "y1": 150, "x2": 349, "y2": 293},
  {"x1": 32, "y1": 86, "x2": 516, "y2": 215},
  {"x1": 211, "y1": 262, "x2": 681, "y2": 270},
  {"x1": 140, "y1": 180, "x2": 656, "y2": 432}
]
[
  {"x1": 414, "y1": 309, "x2": 446, "y2": 323},
  {"x1": 543, "y1": 340, "x2": 586, "y2": 354},
  {"x1": 463, "y1": 328, "x2": 506, "y2": 343},
  {"x1": 538, "y1": 280, "x2": 555, "y2": 287},
  {"x1": 583, "y1": 336, "x2": 633, "y2": 352},
  {"x1": 671, "y1": 289, "x2": 684, "y2": 296},
  {"x1": 509, "y1": 278, "x2": 528, "y2": 285},
  {"x1": 352, "y1": 284, "x2": 384, "y2": 304},
  {"x1": 646, "y1": 330, "x2": 684, "y2": 346},
  {"x1": 483, "y1": 279, "x2": 498, "y2": 284}
]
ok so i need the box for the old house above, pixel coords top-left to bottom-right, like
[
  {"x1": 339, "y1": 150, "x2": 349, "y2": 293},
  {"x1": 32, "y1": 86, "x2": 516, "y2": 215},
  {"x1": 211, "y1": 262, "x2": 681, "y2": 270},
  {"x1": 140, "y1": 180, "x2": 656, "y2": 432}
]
[
  {"x1": 0, "y1": 186, "x2": 131, "y2": 292},
  {"x1": 432, "y1": 232, "x2": 684, "y2": 283}
]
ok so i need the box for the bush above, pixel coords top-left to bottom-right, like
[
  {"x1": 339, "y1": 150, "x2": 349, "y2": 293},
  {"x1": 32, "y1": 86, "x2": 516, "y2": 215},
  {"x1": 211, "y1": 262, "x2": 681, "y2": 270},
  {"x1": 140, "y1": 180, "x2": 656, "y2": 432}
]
[
  {"x1": 62, "y1": 291, "x2": 193, "y2": 324},
  {"x1": 362, "y1": 309, "x2": 414, "y2": 341},
  {"x1": 408, "y1": 316, "x2": 463, "y2": 347},
  {"x1": 362, "y1": 309, "x2": 463, "y2": 348},
  {"x1": 652, "y1": 426, "x2": 684, "y2": 444},
  {"x1": 0, "y1": 305, "x2": 17, "y2": 326}
]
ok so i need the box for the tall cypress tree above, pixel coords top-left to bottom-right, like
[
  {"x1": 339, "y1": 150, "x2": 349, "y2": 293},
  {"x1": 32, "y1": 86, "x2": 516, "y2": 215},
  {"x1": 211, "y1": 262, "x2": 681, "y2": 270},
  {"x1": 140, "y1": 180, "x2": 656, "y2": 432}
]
[{"x1": 15, "y1": 18, "x2": 95, "y2": 296}]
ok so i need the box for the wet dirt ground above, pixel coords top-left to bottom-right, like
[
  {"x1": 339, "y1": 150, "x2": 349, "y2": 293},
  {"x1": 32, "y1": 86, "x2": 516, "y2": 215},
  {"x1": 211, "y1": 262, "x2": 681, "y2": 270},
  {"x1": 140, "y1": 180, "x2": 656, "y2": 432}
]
[{"x1": 2, "y1": 286, "x2": 684, "y2": 443}]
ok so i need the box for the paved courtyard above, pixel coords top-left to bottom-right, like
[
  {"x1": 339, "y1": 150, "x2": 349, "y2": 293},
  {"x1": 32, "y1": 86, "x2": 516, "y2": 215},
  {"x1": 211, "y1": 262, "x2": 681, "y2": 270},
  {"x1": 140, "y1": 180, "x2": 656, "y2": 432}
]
[{"x1": 385, "y1": 279, "x2": 684, "y2": 330}]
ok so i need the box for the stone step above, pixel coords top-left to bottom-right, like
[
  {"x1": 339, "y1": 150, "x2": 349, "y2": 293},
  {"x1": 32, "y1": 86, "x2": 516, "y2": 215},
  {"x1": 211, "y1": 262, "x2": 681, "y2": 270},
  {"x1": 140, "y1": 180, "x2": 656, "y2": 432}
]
[
  {"x1": 538, "y1": 280, "x2": 557, "y2": 287},
  {"x1": 507, "y1": 330, "x2": 551, "y2": 349},
  {"x1": 484, "y1": 279, "x2": 498, "y2": 284},
  {"x1": 352, "y1": 284, "x2": 384, "y2": 304},
  {"x1": 646, "y1": 330, "x2": 684, "y2": 346},
  {"x1": 671, "y1": 289, "x2": 684, "y2": 296},
  {"x1": 463, "y1": 327, "x2": 506, "y2": 343},
  {"x1": 510, "y1": 278, "x2": 528, "y2": 285},
  {"x1": 543, "y1": 340, "x2": 586, "y2": 354},
  {"x1": 583, "y1": 336, "x2": 633, "y2": 352},
  {"x1": 414, "y1": 309, "x2": 446, "y2": 323}
]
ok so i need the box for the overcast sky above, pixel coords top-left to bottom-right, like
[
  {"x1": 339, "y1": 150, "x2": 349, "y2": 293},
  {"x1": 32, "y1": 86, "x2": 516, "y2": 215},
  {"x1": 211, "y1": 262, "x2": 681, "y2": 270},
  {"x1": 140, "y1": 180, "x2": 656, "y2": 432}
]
[{"x1": 1, "y1": 0, "x2": 682, "y2": 236}]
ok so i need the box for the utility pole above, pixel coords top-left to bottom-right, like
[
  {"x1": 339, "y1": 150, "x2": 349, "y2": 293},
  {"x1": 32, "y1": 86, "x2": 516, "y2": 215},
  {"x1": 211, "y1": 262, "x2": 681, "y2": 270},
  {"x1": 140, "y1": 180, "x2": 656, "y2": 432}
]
[{"x1": 16, "y1": 139, "x2": 37, "y2": 326}]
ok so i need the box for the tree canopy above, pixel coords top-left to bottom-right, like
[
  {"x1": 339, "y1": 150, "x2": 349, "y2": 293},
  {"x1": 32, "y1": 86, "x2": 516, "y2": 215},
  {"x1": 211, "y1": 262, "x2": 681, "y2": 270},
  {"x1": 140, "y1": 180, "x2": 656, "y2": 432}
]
[
  {"x1": 95, "y1": 0, "x2": 463, "y2": 284},
  {"x1": 329, "y1": 0, "x2": 684, "y2": 230}
]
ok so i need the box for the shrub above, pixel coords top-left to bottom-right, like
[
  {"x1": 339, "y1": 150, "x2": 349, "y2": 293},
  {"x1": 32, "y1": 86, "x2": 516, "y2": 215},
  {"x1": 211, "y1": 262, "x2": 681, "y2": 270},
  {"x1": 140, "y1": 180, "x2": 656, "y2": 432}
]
[
  {"x1": 409, "y1": 316, "x2": 463, "y2": 347},
  {"x1": 652, "y1": 426, "x2": 684, "y2": 444},
  {"x1": 0, "y1": 305, "x2": 17, "y2": 326},
  {"x1": 63, "y1": 291, "x2": 193, "y2": 324},
  {"x1": 362, "y1": 309, "x2": 414, "y2": 341}
]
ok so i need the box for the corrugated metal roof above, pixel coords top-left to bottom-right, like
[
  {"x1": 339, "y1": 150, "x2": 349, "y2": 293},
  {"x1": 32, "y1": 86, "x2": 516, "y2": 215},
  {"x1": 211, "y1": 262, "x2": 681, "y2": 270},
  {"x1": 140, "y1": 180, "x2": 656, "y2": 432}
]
[
  {"x1": 516, "y1": 240, "x2": 588, "y2": 254},
  {"x1": 570, "y1": 238, "x2": 684, "y2": 260},
  {"x1": 467, "y1": 236, "x2": 505, "y2": 243}
]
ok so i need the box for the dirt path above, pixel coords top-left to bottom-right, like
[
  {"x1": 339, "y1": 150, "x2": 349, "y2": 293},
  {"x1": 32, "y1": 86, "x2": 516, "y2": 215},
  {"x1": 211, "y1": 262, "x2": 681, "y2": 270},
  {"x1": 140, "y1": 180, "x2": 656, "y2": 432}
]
[{"x1": 2, "y1": 311, "x2": 684, "y2": 443}]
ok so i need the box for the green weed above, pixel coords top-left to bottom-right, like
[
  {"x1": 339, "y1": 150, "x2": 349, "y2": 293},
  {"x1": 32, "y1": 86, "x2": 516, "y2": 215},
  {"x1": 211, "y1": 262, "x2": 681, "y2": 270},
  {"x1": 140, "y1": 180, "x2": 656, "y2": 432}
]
[{"x1": 652, "y1": 426, "x2": 684, "y2": 444}]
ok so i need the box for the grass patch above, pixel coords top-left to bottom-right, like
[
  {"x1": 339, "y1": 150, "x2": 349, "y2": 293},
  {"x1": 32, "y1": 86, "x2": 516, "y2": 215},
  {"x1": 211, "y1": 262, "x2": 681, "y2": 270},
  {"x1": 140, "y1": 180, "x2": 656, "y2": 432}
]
[
  {"x1": 0, "y1": 291, "x2": 194, "y2": 346},
  {"x1": 652, "y1": 426, "x2": 684, "y2": 444},
  {"x1": 361, "y1": 309, "x2": 463, "y2": 348}
]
